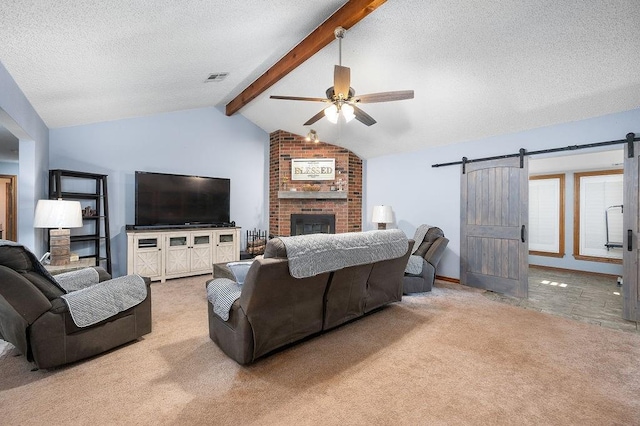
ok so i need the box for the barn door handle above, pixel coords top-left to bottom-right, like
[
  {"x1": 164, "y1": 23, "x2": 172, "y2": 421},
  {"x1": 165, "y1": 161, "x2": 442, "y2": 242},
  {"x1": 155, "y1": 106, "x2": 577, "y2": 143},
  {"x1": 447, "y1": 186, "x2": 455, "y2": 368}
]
[
  {"x1": 521, "y1": 225, "x2": 526, "y2": 243},
  {"x1": 628, "y1": 229, "x2": 633, "y2": 251}
]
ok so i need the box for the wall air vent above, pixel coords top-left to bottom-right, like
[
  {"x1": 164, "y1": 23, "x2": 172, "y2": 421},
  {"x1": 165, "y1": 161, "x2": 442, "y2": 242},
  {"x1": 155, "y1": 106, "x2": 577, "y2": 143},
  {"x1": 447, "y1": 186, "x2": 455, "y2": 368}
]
[{"x1": 205, "y1": 72, "x2": 229, "y2": 82}]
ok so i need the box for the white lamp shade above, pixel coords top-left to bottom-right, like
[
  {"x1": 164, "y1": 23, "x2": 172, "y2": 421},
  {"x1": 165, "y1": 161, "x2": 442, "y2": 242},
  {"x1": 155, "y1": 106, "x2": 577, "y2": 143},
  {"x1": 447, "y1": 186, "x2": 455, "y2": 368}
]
[
  {"x1": 34, "y1": 199, "x2": 83, "y2": 228},
  {"x1": 324, "y1": 104, "x2": 339, "y2": 123},
  {"x1": 372, "y1": 205, "x2": 393, "y2": 224},
  {"x1": 342, "y1": 103, "x2": 355, "y2": 122}
]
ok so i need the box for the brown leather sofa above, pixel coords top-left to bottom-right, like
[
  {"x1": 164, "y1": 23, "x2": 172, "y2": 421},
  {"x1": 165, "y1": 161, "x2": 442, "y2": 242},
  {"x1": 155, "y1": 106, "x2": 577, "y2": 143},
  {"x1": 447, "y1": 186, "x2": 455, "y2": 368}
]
[
  {"x1": 0, "y1": 244, "x2": 152, "y2": 369},
  {"x1": 207, "y1": 232, "x2": 412, "y2": 365},
  {"x1": 403, "y1": 227, "x2": 449, "y2": 293}
]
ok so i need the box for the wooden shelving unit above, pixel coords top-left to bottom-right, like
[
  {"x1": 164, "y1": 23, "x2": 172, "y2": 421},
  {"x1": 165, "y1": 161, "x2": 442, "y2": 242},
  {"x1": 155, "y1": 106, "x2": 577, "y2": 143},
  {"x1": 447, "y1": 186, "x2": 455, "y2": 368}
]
[{"x1": 49, "y1": 169, "x2": 112, "y2": 275}]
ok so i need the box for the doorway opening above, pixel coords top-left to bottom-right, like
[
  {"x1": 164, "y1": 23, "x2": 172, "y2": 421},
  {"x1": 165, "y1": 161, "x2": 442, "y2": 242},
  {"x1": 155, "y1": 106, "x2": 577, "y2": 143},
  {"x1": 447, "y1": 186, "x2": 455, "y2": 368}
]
[
  {"x1": 0, "y1": 174, "x2": 17, "y2": 241},
  {"x1": 486, "y1": 149, "x2": 634, "y2": 331}
]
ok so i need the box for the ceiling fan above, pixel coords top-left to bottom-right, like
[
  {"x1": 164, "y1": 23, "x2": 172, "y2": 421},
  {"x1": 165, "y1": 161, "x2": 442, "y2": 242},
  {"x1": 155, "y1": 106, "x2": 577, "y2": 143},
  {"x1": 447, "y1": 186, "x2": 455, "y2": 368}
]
[{"x1": 270, "y1": 27, "x2": 414, "y2": 126}]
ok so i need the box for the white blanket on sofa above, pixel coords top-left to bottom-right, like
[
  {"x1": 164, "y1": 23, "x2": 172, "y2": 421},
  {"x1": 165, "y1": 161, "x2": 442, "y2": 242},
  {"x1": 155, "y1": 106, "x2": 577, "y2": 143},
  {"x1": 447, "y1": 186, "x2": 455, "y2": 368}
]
[{"x1": 280, "y1": 230, "x2": 408, "y2": 279}]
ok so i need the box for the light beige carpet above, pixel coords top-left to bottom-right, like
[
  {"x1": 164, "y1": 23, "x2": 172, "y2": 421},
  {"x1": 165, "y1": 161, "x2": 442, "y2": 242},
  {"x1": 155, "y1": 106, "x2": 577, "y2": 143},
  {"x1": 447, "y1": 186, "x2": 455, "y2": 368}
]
[{"x1": 1, "y1": 276, "x2": 639, "y2": 425}]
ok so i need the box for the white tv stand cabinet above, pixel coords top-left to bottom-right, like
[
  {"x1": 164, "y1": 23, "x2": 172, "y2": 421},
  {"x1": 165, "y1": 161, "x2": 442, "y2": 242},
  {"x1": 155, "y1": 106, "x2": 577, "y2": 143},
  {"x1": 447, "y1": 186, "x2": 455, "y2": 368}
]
[{"x1": 127, "y1": 226, "x2": 240, "y2": 282}]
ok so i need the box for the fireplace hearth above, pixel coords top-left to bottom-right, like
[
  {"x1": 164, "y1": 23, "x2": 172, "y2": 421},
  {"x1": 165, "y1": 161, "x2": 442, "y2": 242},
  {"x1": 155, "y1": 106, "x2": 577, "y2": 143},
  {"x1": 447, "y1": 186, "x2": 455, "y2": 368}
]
[{"x1": 290, "y1": 214, "x2": 336, "y2": 236}]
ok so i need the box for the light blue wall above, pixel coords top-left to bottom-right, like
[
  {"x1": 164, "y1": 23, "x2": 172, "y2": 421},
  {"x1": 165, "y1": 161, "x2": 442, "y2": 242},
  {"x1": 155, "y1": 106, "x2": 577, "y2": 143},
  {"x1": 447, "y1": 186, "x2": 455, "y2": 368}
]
[
  {"x1": 366, "y1": 108, "x2": 640, "y2": 279},
  {"x1": 50, "y1": 107, "x2": 268, "y2": 277},
  {"x1": 0, "y1": 161, "x2": 19, "y2": 175},
  {"x1": 0, "y1": 61, "x2": 49, "y2": 253}
]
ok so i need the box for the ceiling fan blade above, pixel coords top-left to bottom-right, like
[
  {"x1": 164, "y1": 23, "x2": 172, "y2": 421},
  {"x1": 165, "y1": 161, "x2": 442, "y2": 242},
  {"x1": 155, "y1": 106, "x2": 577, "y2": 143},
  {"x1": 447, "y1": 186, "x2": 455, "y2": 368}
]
[
  {"x1": 334, "y1": 65, "x2": 351, "y2": 99},
  {"x1": 303, "y1": 109, "x2": 327, "y2": 126},
  {"x1": 270, "y1": 95, "x2": 329, "y2": 102},
  {"x1": 352, "y1": 90, "x2": 414, "y2": 103},
  {"x1": 353, "y1": 105, "x2": 376, "y2": 126}
]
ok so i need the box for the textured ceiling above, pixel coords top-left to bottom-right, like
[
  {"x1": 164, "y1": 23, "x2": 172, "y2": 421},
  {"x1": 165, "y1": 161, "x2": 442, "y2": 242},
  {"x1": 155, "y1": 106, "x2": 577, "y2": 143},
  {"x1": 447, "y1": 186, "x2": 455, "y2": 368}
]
[{"x1": 1, "y1": 1, "x2": 639, "y2": 159}]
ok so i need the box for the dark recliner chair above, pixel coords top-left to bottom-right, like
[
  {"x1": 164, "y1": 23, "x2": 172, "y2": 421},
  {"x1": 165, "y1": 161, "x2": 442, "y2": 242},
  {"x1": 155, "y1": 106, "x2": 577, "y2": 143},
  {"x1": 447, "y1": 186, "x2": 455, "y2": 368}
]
[
  {"x1": 403, "y1": 227, "x2": 449, "y2": 294},
  {"x1": 0, "y1": 243, "x2": 152, "y2": 369}
]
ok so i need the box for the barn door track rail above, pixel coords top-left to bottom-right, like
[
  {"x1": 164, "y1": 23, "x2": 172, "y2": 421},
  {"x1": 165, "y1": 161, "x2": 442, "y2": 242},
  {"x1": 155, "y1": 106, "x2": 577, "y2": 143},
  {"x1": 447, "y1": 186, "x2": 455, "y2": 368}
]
[{"x1": 432, "y1": 133, "x2": 639, "y2": 174}]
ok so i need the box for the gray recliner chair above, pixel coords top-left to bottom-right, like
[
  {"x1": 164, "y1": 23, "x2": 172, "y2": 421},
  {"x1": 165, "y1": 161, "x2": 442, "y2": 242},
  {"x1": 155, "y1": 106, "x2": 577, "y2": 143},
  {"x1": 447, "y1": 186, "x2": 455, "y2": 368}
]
[
  {"x1": 0, "y1": 242, "x2": 152, "y2": 369},
  {"x1": 403, "y1": 227, "x2": 449, "y2": 293}
]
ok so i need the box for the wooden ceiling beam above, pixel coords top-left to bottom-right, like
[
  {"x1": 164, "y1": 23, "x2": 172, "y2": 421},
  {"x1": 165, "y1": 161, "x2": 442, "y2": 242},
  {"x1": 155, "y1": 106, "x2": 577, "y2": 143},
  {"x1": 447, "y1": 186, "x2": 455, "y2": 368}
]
[{"x1": 225, "y1": 0, "x2": 387, "y2": 116}]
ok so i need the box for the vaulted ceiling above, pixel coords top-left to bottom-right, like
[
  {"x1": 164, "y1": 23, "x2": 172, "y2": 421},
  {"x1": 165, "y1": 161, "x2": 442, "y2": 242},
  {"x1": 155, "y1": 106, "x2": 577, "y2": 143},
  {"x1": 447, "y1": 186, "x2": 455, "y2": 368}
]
[{"x1": 1, "y1": 1, "x2": 639, "y2": 159}]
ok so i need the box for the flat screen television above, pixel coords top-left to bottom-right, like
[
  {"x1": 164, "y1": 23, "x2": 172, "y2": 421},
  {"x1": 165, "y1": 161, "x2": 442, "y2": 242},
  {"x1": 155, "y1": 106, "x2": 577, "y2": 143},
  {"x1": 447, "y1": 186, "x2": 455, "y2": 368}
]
[{"x1": 135, "y1": 171, "x2": 230, "y2": 227}]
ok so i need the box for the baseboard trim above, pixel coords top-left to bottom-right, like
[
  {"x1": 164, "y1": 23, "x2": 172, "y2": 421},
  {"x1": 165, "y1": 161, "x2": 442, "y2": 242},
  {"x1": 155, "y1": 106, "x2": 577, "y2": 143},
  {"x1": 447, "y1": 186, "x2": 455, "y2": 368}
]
[
  {"x1": 529, "y1": 264, "x2": 620, "y2": 279},
  {"x1": 436, "y1": 275, "x2": 460, "y2": 284}
]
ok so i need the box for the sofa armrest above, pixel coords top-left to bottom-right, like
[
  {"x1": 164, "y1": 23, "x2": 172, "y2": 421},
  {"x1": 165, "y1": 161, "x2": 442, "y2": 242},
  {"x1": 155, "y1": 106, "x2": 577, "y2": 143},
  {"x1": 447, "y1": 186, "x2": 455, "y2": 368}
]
[
  {"x1": 49, "y1": 297, "x2": 69, "y2": 314},
  {"x1": 48, "y1": 275, "x2": 150, "y2": 315},
  {"x1": 53, "y1": 267, "x2": 111, "y2": 291},
  {"x1": 60, "y1": 275, "x2": 148, "y2": 328},
  {"x1": 54, "y1": 268, "x2": 100, "y2": 291},
  {"x1": 94, "y1": 267, "x2": 112, "y2": 282}
]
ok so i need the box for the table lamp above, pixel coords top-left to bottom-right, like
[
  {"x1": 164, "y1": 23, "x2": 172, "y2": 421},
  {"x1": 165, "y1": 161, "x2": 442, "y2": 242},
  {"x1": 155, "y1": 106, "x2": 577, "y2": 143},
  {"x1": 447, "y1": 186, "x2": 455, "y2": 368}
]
[
  {"x1": 34, "y1": 199, "x2": 83, "y2": 265},
  {"x1": 372, "y1": 205, "x2": 393, "y2": 230}
]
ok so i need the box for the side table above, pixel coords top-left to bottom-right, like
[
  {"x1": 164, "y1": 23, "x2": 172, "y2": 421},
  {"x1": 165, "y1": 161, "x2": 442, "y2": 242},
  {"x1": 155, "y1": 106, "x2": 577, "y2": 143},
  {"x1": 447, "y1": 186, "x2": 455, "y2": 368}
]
[{"x1": 44, "y1": 258, "x2": 96, "y2": 275}]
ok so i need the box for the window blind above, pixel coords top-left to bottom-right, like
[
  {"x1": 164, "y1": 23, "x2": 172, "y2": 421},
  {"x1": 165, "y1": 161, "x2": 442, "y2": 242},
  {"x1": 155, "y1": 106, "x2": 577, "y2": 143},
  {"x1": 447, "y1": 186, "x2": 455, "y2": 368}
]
[
  {"x1": 579, "y1": 174, "x2": 623, "y2": 259},
  {"x1": 529, "y1": 178, "x2": 561, "y2": 253}
]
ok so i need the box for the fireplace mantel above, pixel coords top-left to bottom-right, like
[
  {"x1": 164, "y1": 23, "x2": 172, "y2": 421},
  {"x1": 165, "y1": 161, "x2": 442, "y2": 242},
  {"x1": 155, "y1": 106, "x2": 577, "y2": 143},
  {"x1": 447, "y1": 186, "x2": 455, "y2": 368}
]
[{"x1": 277, "y1": 191, "x2": 347, "y2": 200}]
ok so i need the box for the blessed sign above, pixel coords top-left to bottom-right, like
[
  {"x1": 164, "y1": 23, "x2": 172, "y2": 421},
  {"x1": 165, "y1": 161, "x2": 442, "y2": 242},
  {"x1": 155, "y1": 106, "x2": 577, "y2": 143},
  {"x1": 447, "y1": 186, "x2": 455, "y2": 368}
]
[{"x1": 291, "y1": 158, "x2": 335, "y2": 181}]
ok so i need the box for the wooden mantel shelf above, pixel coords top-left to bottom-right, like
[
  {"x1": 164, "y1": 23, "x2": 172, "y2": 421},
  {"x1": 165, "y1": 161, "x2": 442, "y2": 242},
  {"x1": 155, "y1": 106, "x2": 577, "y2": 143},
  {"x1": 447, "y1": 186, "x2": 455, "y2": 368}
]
[{"x1": 278, "y1": 191, "x2": 347, "y2": 200}]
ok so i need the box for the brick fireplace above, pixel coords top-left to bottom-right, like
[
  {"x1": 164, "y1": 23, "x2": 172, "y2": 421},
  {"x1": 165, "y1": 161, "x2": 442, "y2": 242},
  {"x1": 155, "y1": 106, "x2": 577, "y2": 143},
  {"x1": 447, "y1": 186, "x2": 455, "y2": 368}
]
[{"x1": 269, "y1": 130, "x2": 362, "y2": 237}]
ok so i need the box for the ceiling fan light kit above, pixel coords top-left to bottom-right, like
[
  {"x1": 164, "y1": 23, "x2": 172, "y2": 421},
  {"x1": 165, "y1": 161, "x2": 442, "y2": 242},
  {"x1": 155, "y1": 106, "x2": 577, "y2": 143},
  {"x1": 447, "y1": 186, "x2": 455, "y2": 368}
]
[
  {"x1": 324, "y1": 103, "x2": 355, "y2": 124},
  {"x1": 324, "y1": 104, "x2": 339, "y2": 123},
  {"x1": 270, "y1": 27, "x2": 414, "y2": 127}
]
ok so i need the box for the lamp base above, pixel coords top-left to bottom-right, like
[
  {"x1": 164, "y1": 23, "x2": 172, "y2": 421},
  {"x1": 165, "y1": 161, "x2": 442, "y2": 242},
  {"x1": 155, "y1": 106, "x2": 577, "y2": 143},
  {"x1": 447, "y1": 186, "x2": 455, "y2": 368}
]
[
  {"x1": 377, "y1": 223, "x2": 387, "y2": 230},
  {"x1": 49, "y1": 228, "x2": 71, "y2": 266}
]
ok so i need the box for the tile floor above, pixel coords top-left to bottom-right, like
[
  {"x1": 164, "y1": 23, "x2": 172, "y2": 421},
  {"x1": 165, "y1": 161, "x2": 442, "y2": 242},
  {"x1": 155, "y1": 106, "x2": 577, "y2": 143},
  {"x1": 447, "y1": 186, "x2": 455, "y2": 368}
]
[{"x1": 483, "y1": 266, "x2": 639, "y2": 333}]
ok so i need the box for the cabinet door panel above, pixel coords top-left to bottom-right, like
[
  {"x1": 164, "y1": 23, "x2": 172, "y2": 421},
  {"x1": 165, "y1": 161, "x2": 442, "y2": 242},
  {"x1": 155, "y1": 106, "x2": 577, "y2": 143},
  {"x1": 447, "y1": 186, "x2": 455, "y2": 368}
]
[
  {"x1": 216, "y1": 244, "x2": 235, "y2": 263},
  {"x1": 191, "y1": 245, "x2": 212, "y2": 272},
  {"x1": 133, "y1": 235, "x2": 162, "y2": 279},
  {"x1": 165, "y1": 234, "x2": 189, "y2": 275}
]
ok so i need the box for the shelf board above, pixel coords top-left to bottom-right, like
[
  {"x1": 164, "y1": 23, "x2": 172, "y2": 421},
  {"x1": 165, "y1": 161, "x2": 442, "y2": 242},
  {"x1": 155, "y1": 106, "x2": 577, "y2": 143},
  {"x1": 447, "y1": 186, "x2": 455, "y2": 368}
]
[
  {"x1": 278, "y1": 191, "x2": 347, "y2": 200},
  {"x1": 71, "y1": 235, "x2": 105, "y2": 242},
  {"x1": 49, "y1": 169, "x2": 107, "y2": 179},
  {"x1": 52, "y1": 192, "x2": 101, "y2": 200}
]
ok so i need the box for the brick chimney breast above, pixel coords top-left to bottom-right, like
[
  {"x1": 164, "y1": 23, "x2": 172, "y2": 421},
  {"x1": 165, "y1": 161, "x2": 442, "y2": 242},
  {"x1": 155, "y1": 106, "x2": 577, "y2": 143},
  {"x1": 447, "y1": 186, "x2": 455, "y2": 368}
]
[{"x1": 269, "y1": 130, "x2": 363, "y2": 237}]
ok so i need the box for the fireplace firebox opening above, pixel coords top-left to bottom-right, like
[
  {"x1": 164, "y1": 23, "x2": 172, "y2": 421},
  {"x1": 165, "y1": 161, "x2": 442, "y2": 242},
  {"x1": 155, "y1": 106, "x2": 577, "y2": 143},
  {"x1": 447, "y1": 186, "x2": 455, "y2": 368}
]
[{"x1": 290, "y1": 214, "x2": 336, "y2": 236}]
